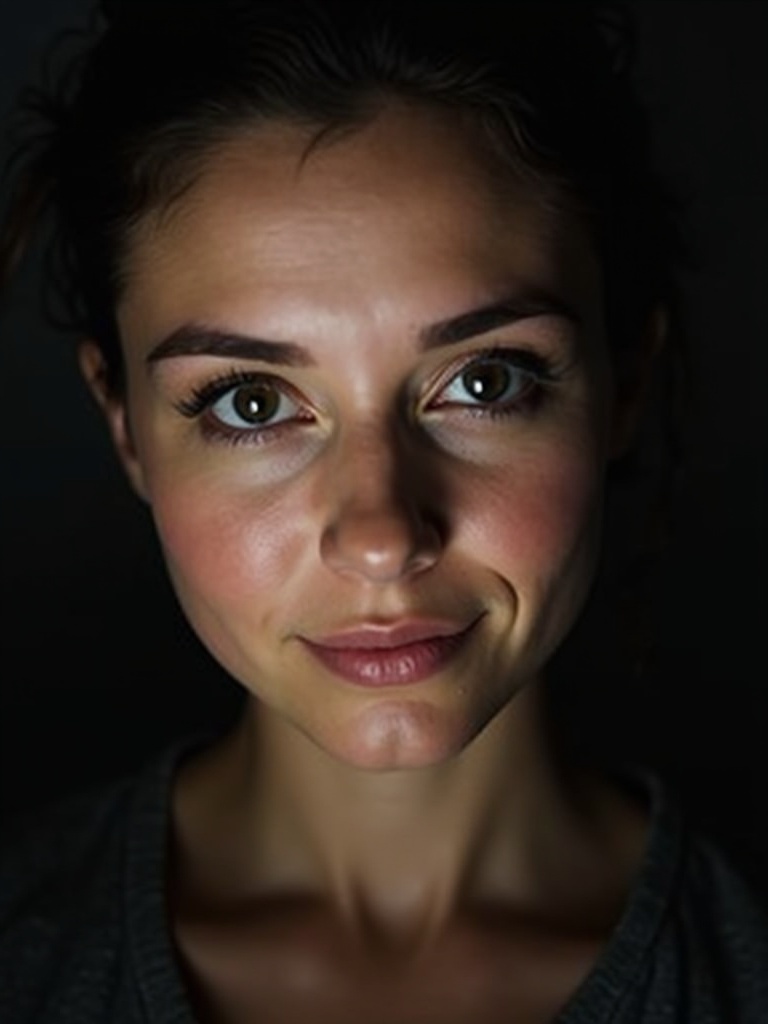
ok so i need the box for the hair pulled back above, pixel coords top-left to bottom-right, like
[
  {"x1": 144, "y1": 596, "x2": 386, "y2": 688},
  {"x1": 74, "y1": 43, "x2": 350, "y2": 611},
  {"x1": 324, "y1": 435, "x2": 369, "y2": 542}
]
[{"x1": 2, "y1": 0, "x2": 678, "y2": 396}]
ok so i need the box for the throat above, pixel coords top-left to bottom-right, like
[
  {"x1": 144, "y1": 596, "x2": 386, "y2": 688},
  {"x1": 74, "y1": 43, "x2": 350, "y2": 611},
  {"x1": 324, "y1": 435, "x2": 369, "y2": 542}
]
[{"x1": 171, "y1": 699, "x2": 649, "y2": 958}]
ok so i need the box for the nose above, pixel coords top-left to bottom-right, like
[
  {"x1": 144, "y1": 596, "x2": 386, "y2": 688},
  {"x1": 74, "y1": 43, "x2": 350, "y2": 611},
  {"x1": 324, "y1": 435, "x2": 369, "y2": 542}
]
[{"x1": 319, "y1": 426, "x2": 445, "y2": 584}]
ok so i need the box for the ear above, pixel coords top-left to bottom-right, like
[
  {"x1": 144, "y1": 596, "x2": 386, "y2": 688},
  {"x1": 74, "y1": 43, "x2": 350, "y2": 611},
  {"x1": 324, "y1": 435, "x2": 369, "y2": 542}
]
[
  {"x1": 78, "y1": 340, "x2": 149, "y2": 501},
  {"x1": 608, "y1": 306, "x2": 668, "y2": 460}
]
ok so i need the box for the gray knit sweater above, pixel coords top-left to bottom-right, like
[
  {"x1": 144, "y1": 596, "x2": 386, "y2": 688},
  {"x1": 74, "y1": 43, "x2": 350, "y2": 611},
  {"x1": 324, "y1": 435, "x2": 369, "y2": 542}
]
[{"x1": 1, "y1": 739, "x2": 767, "y2": 1022}]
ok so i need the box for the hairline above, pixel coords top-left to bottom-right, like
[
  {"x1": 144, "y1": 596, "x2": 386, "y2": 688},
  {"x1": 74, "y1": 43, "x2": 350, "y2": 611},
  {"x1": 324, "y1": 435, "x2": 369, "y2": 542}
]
[{"x1": 115, "y1": 93, "x2": 582, "y2": 307}]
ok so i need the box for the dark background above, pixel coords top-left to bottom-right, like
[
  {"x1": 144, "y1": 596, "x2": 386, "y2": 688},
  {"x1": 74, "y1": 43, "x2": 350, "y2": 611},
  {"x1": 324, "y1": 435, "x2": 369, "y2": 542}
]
[{"x1": 1, "y1": 2, "x2": 766, "y2": 901}]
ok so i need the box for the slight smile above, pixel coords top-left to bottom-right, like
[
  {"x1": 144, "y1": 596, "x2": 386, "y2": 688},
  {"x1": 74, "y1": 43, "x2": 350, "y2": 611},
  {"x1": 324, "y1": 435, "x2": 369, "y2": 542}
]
[{"x1": 299, "y1": 617, "x2": 483, "y2": 687}]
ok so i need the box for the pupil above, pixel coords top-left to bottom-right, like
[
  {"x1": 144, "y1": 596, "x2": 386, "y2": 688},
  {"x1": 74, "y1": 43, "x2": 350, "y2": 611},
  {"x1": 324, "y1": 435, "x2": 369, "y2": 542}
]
[
  {"x1": 233, "y1": 383, "x2": 279, "y2": 423},
  {"x1": 463, "y1": 363, "x2": 510, "y2": 402}
]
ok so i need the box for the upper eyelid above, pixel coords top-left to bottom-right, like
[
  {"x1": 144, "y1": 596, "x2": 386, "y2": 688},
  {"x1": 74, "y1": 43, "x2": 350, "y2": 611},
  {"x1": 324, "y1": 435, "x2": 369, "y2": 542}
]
[
  {"x1": 460, "y1": 345, "x2": 557, "y2": 370},
  {"x1": 175, "y1": 368, "x2": 293, "y2": 418},
  {"x1": 173, "y1": 344, "x2": 561, "y2": 411},
  {"x1": 429, "y1": 345, "x2": 558, "y2": 391}
]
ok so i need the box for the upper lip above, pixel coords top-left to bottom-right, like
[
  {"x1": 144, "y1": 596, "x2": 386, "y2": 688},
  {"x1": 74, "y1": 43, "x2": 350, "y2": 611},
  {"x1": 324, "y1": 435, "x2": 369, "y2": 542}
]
[{"x1": 303, "y1": 616, "x2": 482, "y2": 651}]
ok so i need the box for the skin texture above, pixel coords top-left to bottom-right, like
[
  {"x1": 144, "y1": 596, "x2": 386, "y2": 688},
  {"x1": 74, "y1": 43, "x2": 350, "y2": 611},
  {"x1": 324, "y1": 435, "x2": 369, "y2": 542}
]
[
  {"x1": 80, "y1": 104, "x2": 653, "y2": 1020},
  {"x1": 89, "y1": 104, "x2": 613, "y2": 769}
]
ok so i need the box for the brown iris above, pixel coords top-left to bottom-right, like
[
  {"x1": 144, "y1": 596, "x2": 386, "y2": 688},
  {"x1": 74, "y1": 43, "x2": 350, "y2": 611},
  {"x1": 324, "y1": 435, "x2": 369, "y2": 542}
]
[
  {"x1": 460, "y1": 361, "x2": 515, "y2": 403},
  {"x1": 232, "y1": 381, "x2": 281, "y2": 423}
]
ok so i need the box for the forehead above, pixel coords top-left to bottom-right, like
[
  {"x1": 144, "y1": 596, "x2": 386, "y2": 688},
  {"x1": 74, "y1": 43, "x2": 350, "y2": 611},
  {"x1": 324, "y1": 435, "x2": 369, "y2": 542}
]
[{"x1": 118, "y1": 104, "x2": 602, "y2": 345}]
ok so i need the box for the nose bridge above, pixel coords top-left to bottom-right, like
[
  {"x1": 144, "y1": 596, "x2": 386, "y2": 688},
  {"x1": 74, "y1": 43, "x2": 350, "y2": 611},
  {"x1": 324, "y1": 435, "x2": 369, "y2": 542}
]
[
  {"x1": 320, "y1": 416, "x2": 444, "y2": 583},
  {"x1": 341, "y1": 419, "x2": 404, "y2": 508}
]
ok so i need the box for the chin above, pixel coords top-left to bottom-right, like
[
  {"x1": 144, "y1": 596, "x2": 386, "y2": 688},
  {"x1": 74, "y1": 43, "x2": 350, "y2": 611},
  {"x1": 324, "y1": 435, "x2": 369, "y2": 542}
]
[{"x1": 313, "y1": 699, "x2": 493, "y2": 772}]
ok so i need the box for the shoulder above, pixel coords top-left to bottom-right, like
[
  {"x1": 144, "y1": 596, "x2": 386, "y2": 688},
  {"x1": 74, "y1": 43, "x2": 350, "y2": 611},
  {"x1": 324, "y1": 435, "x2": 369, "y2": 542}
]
[
  {"x1": 0, "y1": 772, "x2": 135, "y2": 1020},
  {"x1": 610, "y1": 770, "x2": 768, "y2": 1023},
  {"x1": 0, "y1": 769, "x2": 136, "y2": 923},
  {"x1": 673, "y1": 827, "x2": 768, "y2": 1002},
  {"x1": 0, "y1": 738, "x2": 198, "y2": 1023}
]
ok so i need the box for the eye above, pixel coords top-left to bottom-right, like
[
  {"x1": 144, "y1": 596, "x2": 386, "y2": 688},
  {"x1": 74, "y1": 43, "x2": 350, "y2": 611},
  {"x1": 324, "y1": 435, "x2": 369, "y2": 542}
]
[
  {"x1": 175, "y1": 370, "x2": 312, "y2": 445},
  {"x1": 210, "y1": 379, "x2": 300, "y2": 429},
  {"x1": 433, "y1": 349, "x2": 550, "y2": 412}
]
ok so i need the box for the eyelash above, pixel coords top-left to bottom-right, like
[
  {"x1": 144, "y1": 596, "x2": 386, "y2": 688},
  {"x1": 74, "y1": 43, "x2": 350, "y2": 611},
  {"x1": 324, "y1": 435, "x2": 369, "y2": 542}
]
[
  {"x1": 173, "y1": 347, "x2": 560, "y2": 447},
  {"x1": 427, "y1": 346, "x2": 558, "y2": 419},
  {"x1": 174, "y1": 369, "x2": 311, "y2": 446}
]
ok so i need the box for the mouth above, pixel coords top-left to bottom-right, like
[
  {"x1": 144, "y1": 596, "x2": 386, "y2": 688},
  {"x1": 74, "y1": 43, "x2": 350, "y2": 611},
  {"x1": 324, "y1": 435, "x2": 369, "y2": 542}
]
[{"x1": 299, "y1": 616, "x2": 483, "y2": 687}]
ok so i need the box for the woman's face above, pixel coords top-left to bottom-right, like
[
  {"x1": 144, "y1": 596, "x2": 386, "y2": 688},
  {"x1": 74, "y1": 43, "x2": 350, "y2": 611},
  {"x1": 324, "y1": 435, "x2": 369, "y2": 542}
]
[{"x1": 108, "y1": 104, "x2": 615, "y2": 770}]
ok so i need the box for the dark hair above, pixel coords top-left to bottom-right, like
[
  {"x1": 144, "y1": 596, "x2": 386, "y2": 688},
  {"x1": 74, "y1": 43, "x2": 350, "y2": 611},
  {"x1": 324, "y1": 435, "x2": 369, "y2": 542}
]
[{"x1": 1, "y1": 0, "x2": 681, "y2": 398}]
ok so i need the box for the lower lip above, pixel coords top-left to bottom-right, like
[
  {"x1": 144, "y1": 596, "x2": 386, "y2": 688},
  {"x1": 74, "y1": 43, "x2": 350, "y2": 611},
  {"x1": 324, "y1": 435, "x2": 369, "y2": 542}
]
[{"x1": 301, "y1": 626, "x2": 477, "y2": 688}]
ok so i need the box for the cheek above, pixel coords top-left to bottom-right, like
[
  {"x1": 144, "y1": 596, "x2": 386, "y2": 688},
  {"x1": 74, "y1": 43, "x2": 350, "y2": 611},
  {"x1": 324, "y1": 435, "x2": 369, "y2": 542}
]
[
  {"x1": 458, "y1": 437, "x2": 604, "y2": 584},
  {"x1": 146, "y1": 466, "x2": 309, "y2": 621}
]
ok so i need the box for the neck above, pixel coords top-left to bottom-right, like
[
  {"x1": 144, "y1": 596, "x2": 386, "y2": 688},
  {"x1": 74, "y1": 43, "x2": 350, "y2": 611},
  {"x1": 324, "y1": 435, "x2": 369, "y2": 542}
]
[{"x1": 174, "y1": 685, "x2": 643, "y2": 949}]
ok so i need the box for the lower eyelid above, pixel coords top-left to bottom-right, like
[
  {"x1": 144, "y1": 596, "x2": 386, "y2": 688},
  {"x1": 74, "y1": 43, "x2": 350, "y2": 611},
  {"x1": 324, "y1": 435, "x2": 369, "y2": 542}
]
[
  {"x1": 422, "y1": 381, "x2": 550, "y2": 425},
  {"x1": 197, "y1": 415, "x2": 291, "y2": 446},
  {"x1": 197, "y1": 401, "x2": 319, "y2": 447}
]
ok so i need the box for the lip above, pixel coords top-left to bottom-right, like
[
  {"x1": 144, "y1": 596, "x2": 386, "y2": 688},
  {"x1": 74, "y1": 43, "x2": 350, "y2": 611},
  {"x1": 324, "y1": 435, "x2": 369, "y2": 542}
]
[{"x1": 300, "y1": 616, "x2": 482, "y2": 687}]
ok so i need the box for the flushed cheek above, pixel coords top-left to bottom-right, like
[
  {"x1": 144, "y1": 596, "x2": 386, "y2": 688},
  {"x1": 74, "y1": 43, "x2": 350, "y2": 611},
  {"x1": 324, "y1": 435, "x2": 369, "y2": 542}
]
[
  {"x1": 146, "y1": 469, "x2": 311, "y2": 644},
  {"x1": 459, "y1": 442, "x2": 604, "y2": 611}
]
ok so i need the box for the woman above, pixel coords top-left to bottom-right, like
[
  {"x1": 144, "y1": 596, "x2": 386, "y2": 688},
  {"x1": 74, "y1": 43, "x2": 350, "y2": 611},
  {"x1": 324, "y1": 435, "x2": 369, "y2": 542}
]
[{"x1": 1, "y1": 2, "x2": 766, "y2": 1021}]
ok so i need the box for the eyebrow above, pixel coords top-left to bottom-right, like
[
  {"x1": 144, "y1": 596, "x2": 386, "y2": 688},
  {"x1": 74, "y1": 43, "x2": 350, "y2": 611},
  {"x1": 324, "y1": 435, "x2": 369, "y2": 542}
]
[
  {"x1": 146, "y1": 326, "x2": 314, "y2": 369},
  {"x1": 145, "y1": 295, "x2": 580, "y2": 370},
  {"x1": 419, "y1": 295, "x2": 580, "y2": 349}
]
